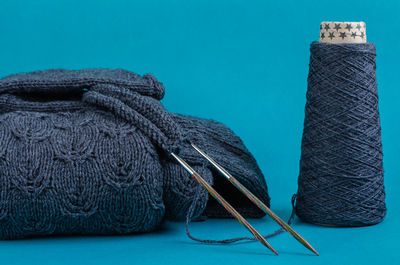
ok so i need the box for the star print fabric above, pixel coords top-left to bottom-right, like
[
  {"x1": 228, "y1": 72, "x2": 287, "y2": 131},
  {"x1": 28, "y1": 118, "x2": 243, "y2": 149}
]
[{"x1": 319, "y1": 22, "x2": 366, "y2": 43}]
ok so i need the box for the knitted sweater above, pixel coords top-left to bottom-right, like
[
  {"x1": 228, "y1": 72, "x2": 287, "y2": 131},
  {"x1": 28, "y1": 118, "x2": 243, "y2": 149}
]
[{"x1": 0, "y1": 69, "x2": 269, "y2": 239}]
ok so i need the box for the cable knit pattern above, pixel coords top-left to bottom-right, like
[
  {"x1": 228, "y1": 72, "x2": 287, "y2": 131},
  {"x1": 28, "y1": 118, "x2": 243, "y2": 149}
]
[
  {"x1": 0, "y1": 69, "x2": 269, "y2": 239},
  {"x1": 0, "y1": 110, "x2": 165, "y2": 239}
]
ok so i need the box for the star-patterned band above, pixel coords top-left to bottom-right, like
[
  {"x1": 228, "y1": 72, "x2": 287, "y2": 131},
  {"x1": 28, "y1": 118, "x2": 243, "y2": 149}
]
[{"x1": 319, "y1": 22, "x2": 366, "y2": 43}]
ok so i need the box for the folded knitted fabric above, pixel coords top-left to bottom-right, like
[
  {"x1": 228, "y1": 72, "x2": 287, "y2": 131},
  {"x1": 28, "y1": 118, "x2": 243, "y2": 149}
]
[
  {"x1": 162, "y1": 114, "x2": 270, "y2": 221},
  {"x1": 0, "y1": 69, "x2": 269, "y2": 239}
]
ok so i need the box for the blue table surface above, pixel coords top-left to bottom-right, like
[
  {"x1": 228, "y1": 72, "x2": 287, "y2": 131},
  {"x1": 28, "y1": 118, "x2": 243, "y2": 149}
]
[
  {"x1": 1, "y1": 0, "x2": 400, "y2": 264},
  {"x1": 0, "y1": 201, "x2": 398, "y2": 265}
]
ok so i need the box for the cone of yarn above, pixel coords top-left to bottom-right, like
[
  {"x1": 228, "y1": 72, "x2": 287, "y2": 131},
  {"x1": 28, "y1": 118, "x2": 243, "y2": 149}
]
[{"x1": 296, "y1": 22, "x2": 386, "y2": 226}]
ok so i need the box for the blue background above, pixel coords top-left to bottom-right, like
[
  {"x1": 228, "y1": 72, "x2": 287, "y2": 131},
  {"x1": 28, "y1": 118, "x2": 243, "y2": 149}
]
[{"x1": 0, "y1": 0, "x2": 399, "y2": 264}]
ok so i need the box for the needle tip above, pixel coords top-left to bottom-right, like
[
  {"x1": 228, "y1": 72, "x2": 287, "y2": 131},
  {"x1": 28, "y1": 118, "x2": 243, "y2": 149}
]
[
  {"x1": 308, "y1": 246, "x2": 319, "y2": 256},
  {"x1": 264, "y1": 241, "x2": 279, "y2": 255}
]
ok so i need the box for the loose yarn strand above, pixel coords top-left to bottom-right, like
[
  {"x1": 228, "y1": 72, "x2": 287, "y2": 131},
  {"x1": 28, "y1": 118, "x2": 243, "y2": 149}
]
[{"x1": 185, "y1": 186, "x2": 296, "y2": 244}]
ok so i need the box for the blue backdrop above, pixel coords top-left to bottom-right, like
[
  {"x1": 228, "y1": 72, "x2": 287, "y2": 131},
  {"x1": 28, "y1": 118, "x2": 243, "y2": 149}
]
[{"x1": 0, "y1": 0, "x2": 399, "y2": 264}]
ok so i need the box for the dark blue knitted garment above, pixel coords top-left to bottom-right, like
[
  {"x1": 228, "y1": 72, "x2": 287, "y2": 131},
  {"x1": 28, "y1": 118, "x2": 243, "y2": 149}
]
[{"x1": 0, "y1": 69, "x2": 269, "y2": 239}]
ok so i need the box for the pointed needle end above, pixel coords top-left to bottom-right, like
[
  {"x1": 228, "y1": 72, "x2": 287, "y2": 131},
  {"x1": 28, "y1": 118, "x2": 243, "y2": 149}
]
[
  {"x1": 271, "y1": 248, "x2": 279, "y2": 256},
  {"x1": 305, "y1": 243, "x2": 319, "y2": 256},
  {"x1": 260, "y1": 238, "x2": 279, "y2": 255}
]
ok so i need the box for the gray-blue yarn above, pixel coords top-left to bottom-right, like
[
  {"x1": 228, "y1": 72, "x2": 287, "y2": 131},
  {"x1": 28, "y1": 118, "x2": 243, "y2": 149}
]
[
  {"x1": 296, "y1": 42, "x2": 386, "y2": 226},
  {"x1": 0, "y1": 69, "x2": 269, "y2": 239}
]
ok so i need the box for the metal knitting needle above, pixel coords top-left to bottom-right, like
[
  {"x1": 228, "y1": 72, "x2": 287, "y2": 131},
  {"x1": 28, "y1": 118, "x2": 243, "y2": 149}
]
[
  {"x1": 171, "y1": 152, "x2": 279, "y2": 255},
  {"x1": 191, "y1": 143, "x2": 319, "y2": 256}
]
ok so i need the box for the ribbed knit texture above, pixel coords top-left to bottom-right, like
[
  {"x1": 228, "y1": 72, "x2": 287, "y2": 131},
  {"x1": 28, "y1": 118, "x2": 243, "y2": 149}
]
[{"x1": 0, "y1": 69, "x2": 269, "y2": 239}]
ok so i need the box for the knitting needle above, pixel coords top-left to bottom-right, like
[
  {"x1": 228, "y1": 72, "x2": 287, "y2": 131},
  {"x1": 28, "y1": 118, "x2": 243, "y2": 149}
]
[
  {"x1": 170, "y1": 152, "x2": 279, "y2": 255},
  {"x1": 190, "y1": 143, "x2": 319, "y2": 256}
]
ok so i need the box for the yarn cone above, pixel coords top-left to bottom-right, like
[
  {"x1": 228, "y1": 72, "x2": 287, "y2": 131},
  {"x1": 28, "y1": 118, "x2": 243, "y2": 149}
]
[{"x1": 296, "y1": 40, "x2": 386, "y2": 226}]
